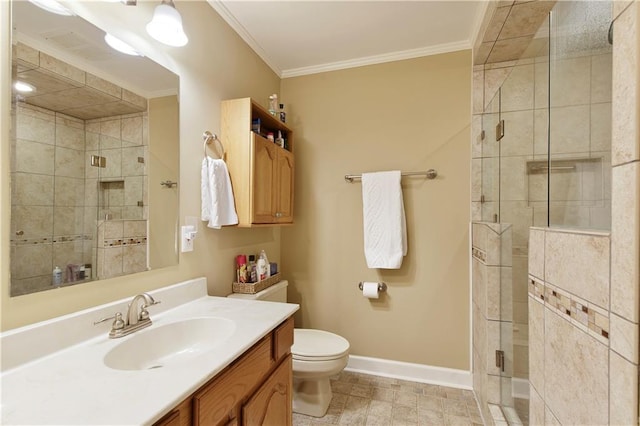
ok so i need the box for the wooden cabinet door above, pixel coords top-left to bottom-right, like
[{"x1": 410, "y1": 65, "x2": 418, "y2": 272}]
[
  {"x1": 242, "y1": 355, "x2": 292, "y2": 426},
  {"x1": 275, "y1": 149, "x2": 294, "y2": 223},
  {"x1": 194, "y1": 337, "x2": 273, "y2": 426},
  {"x1": 153, "y1": 410, "x2": 180, "y2": 426},
  {"x1": 252, "y1": 135, "x2": 277, "y2": 223}
]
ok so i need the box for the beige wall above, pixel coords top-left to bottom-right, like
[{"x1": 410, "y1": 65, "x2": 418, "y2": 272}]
[
  {"x1": 280, "y1": 51, "x2": 472, "y2": 370},
  {"x1": 1, "y1": 1, "x2": 281, "y2": 330},
  {"x1": 148, "y1": 95, "x2": 179, "y2": 270}
]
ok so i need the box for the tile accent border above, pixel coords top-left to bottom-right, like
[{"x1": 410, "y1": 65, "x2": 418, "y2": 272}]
[
  {"x1": 529, "y1": 274, "x2": 610, "y2": 344},
  {"x1": 11, "y1": 234, "x2": 92, "y2": 245},
  {"x1": 472, "y1": 247, "x2": 487, "y2": 263},
  {"x1": 103, "y1": 237, "x2": 147, "y2": 248}
]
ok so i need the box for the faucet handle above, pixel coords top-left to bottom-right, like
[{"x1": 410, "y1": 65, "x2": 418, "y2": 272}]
[
  {"x1": 94, "y1": 312, "x2": 125, "y2": 330},
  {"x1": 140, "y1": 299, "x2": 161, "y2": 321}
]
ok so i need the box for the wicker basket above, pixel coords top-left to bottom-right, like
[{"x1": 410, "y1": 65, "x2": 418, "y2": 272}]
[{"x1": 232, "y1": 272, "x2": 282, "y2": 294}]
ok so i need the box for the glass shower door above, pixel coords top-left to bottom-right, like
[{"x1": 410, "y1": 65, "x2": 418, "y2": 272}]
[{"x1": 481, "y1": 89, "x2": 501, "y2": 224}]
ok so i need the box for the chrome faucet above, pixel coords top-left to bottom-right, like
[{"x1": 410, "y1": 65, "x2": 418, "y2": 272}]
[
  {"x1": 127, "y1": 293, "x2": 158, "y2": 327},
  {"x1": 94, "y1": 293, "x2": 160, "y2": 338}
]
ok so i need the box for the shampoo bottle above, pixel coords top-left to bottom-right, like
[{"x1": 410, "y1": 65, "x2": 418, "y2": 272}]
[
  {"x1": 257, "y1": 256, "x2": 267, "y2": 282},
  {"x1": 52, "y1": 266, "x2": 62, "y2": 287},
  {"x1": 259, "y1": 250, "x2": 270, "y2": 278}
]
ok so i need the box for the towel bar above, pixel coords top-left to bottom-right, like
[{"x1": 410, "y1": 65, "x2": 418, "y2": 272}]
[
  {"x1": 345, "y1": 169, "x2": 437, "y2": 183},
  {"x1": 358, "y1": 282, "x2": 387, "y2": 292}
]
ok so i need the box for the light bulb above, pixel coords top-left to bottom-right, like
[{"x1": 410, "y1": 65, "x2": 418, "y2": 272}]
[
  {"x1": 146, "y1": 1, "x2": 188, "y2": 47},
  {"x1": 28, "y1": 0, "x2": 74, "y2": 16},
  {"x1": 14, "y1": 81, "x2": 36, "y2": 93},
  {"x1": 104, "y1": 33, "x2": 143, "y2": 56}
]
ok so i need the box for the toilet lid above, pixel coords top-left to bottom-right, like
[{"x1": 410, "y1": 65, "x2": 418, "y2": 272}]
[{"x1": 292, "y1": 329, "x2": 350, "y2": 361}]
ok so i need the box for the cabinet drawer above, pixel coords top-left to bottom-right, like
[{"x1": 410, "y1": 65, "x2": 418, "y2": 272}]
[
  {"x1": 273, "y1": 317, "x2": 294, "y2": 362},
  {"x1": 194, "y1": 335, "x2": 273, "y2": 426}
]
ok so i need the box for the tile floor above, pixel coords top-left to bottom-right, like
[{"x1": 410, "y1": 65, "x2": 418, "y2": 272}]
[{"x1": 292, "y1": 371, "x2": 484, "y2": 426}]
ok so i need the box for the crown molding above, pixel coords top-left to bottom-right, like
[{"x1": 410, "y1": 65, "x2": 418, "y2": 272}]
[
  {"x1": 206, "y1": 0, "x2": 283, "y2": 77},
  {"x1": 281, "y1": 40, "x2": 471, "y2": 78}
]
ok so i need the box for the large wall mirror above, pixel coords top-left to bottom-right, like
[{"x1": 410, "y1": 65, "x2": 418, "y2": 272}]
[{"x1": 10, "y1": 0, "x2": 180, "y2": 296}]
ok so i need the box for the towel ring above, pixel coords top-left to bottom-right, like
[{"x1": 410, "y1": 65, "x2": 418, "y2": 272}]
[{"x1": 203, "y1": 131, "x2": 226, "y2": 160}]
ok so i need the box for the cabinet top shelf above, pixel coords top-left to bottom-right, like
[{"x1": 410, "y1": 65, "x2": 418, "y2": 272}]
[{"x1": 225, "y1": 97, "x2": 292, "y2": 134}]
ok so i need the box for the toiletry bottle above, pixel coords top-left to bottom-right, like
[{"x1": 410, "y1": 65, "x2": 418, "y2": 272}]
[
  {"x1": 78, "y1": 264, "x2": 86, "y2": 280},
  {"x1": 52, "y1": 266, "x2": 62, "y2": 287},
  {"x1": 236, "y1": 254, "x2": 248, "y2": 283},
  {"x1": 259, "y1": 249, "x2": 271, "y2": 278},
  {"x1": 257, "y1": 256, "x2": 266, "y2": 282},
  {"x1": 275, "y1": 131, "x2": 285, "y2": 148},
  {"x1": 279, "y1": 103, "x2": 286, "y2": 123},
  {"x1": 268, "y1": 94, "x2": 278, "y2": 116},
  {"x1": 248, "y1": 255, "x2": 257, "y2": 283}
]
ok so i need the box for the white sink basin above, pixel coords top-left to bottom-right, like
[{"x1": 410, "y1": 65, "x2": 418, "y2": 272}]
[{"x1": 103, "y1": 317, "x2": 236, "y2": 371}]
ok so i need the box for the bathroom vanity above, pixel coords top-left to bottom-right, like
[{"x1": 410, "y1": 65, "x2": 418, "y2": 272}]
[
  {"x1": 0, "y1": 278, "x2": 298, "y2": 425},
  {"x1": 156, "y1": 316, "x2": 294, "y2": 426}
]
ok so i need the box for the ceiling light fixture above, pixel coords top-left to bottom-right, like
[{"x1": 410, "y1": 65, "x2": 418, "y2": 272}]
[
  {"x1": 146, "y1": 0, "x2": 188, "y2": 47},
  {"x1": 13, "y1": 81, "x2": 36, "y2": 93},
  {"x1": 104, "y1": 33, "x2": 143, "y2": 56},
  {"x1": 27, "y1": 0, "x2": 75, "y2": 16}
]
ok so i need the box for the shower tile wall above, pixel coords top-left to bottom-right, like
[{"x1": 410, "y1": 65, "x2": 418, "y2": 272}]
[
  {"x1": 471, "y1": 222, "x2": 513, "y2": 424},
  {"x1": 473, "y1": 28, "x2": 611, "y2": 382},
  {"x1": 86, "y1": 113, "x2": 148, "y2": 280},
  {"x1": 10, "y1": 103, "x2": 89, "y2": 295},
  {"x1": 10, "y1": 103, "x2": 148, "y2": 293},
  {"x1": 527, "y1": 227, "x2": 636, "y2": 425},
  {"x1": 547, "y1": 0, "x2": 612, "y2": 230},
  {"x1": 527, "y1": 3, "x2": 640, "y2": 424}
]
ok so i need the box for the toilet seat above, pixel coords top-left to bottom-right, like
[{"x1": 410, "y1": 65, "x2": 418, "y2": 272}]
[{"x1": 292, "y1": 329, "x2": 350, "y2": 362}]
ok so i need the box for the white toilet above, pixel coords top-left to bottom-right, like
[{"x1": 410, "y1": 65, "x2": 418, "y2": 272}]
[{"x1": 228, "y1": 280, "x2": 350, "y2": 417}]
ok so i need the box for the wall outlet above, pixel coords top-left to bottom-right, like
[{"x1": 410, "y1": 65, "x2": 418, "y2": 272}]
[{"x1": 181, "y1": 225, "x2": 196, "y2": 252}]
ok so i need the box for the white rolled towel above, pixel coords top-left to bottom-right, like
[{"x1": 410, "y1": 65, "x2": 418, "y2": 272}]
[{"x1": 361, "y1": 170, "x2": 407, "y2": 269}]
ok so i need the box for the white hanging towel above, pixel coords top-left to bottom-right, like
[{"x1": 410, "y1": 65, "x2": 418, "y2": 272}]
[
  {"x1": 361, "y1": 170, "x2": 407, "y2": 269},
  {"x1": 201, "y1": 156, "x2": 238, "y2": 229}
]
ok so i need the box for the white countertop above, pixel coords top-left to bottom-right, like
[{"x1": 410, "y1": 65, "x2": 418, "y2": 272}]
[{"x1": 0, "y1": 278, "x2": 299, "y2": 425}]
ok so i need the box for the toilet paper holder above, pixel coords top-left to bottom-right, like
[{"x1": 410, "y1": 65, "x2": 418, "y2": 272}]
[{"x1": 358, "y1": 282, "x2": 387, "y2": 292}]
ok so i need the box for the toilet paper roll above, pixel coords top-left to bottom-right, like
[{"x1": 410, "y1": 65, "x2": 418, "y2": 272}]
[{"x1": 362, "y1": 282, "x2": 379, "y2": 299}]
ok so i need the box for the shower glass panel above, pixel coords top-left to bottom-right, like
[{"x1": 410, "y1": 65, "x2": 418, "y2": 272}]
[
  {"x1": 481, "y1": 90, "x2": 501, "y2": 223},
  {"x1": 549, "y1": 1, "x2": 612, "y2": 230},
  {"x1": 476, "y1": 17, "x2": 550, "y2": 423}
]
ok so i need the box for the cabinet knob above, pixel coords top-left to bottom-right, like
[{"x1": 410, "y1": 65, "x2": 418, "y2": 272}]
[{"x1": 275, "y1": 212, "x2": 283, "y2": 218}]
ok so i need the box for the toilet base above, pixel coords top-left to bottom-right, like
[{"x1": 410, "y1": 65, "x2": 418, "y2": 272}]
[{"x1": 292, "y1": 377, "x2": 333, "y2": 417}]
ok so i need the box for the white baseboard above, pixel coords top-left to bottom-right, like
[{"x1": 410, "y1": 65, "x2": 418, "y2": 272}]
[
  {"x1": 512, "y1": 377, "x2": 529, "y2": 399},
  {"x1": 345, "y1": 355, "x2": 473, "y2": 390}
]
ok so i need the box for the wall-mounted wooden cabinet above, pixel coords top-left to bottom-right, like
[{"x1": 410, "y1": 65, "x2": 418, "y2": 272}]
[{"x1": 221, "y1": 98, "x2": 294, "y2": 227}]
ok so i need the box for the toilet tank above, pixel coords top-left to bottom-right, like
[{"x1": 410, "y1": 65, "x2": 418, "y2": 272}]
[{"x1": 227, "y1": 280, "x2": 288, "y2": 302}]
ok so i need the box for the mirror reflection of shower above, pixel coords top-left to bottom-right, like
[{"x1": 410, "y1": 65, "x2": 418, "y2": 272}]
[{"x1": 9, "y1": 0, "x2": 180, "y2": 296}]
